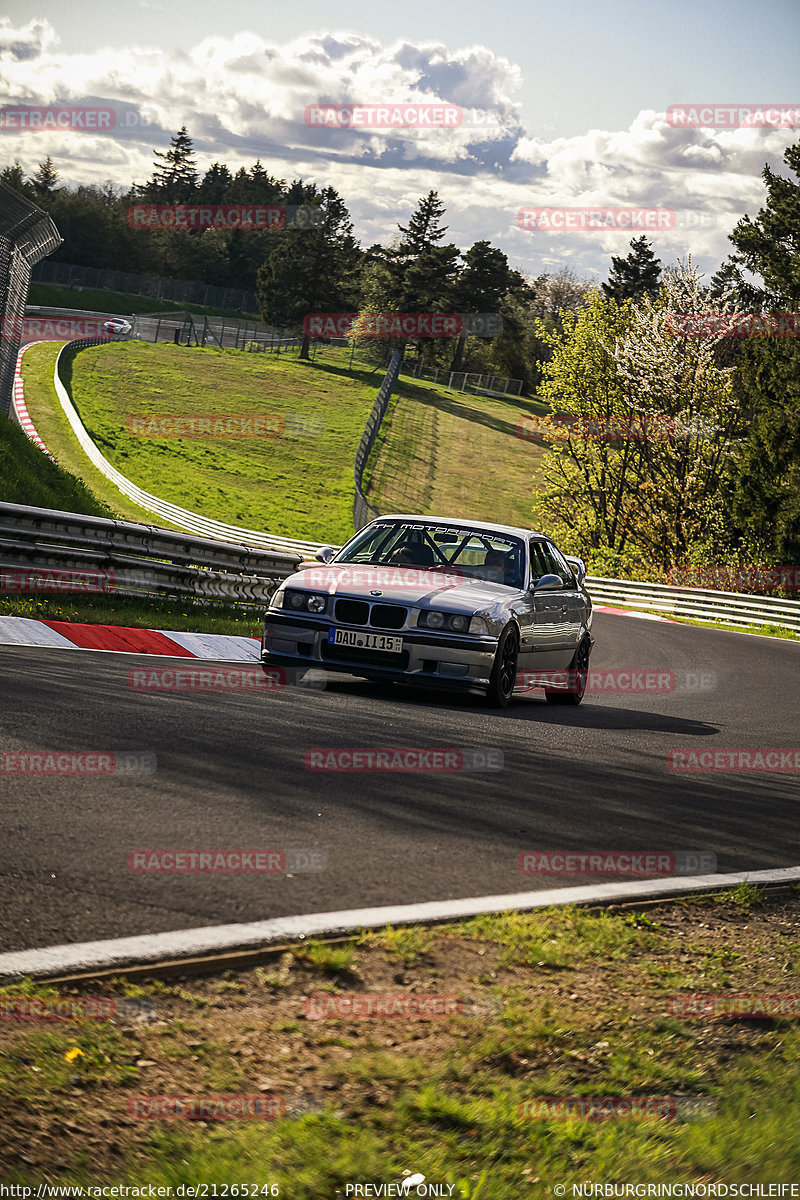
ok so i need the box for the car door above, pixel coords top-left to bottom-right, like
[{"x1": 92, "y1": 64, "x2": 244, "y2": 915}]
[
  {"x1": 542, "y1": 540, "x2": 584, "y2": 659},
  {"x1": 520, "y1": 539, "x2": 568, "y2": 669}
]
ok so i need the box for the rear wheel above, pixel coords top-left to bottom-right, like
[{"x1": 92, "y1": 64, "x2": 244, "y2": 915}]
[
  {"x1": 486, "y1": 624, "x2": 519, "y2": 708},
  {"x1": 545, "y1": 636, "x2": 591, "y2": 705}
]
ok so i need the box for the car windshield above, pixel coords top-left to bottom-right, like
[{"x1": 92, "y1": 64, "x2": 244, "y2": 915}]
[{"x1": 336, "y1": 521, "x2": 526, "y2": 589}]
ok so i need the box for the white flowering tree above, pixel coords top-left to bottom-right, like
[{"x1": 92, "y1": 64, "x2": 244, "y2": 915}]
[{"x1": 531, "y1": 261, "x2": 749, "y2": 571}]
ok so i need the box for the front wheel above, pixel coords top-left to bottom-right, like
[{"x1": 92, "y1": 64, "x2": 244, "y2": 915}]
[
  {"x1": 545, "y1": 636, "x2": 591, "y2": 705},
  {"x1": 486, "y1": 624, "x2": 519, "y2": 708}
]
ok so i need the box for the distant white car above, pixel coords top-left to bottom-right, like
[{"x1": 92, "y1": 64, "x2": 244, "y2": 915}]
[{"x1": 102, "y1": 317, "x2": 133, "y2": 340}]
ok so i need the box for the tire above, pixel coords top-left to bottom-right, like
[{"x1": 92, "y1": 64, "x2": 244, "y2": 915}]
[
  {"x1": 486, "y1": 624, "x2": 519, "y2": 708},
  {"x1": 545, "y1": 636, "x2": 591, "y2": 705}
]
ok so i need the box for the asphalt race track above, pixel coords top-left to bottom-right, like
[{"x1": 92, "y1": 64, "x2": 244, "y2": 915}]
[{"x1": 1, "y1": 612, "x2": 799, "y2": 953}]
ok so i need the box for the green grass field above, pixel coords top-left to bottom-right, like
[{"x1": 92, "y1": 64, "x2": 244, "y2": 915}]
[
  {"x1": 19, "y1": 340, "x2": 550, "y2": 546},
  {"x1": 54, "y1": 341, "x2": 383, "y2": 544},
  {"x1": 16, "y1": 342, "x2": 185, "y2": 527},
  {"x1": 0, "y1": 404, "x2": 112, "y2": 517},
  {"x1": 366, "y1": 379, "x2": 549, "y2": 528}
]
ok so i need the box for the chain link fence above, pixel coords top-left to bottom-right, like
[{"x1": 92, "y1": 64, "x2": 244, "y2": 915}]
[
  {"x1": 32, "y1": 259, "x2": 257, "y2": 315},
  {"x1": 353, "y1": 350, "x2": 404, "y2": 531},
  {"x1": 403, "y1": 360, "x2": 523, "y2": 398},
  {"x1": 128, "y1": 311, "x2": 352, "y2": 357},
  {"x1": 0, "y1": 182, "x2": 62, "y2": 418}
]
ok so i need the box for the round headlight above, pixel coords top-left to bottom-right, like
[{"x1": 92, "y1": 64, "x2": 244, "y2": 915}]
[
  {"x1": 307, "y1": 594, "x2": 326, "y2": 613},
  {"x1": 289, "y1": 592, "x2": 305, "y2": 609},
  {"x1": 450, "y1": 614, "x2": 468, "y2": 632},
  {"x1": 426, "y1": 611, "x2": 444, "y2": 628}
]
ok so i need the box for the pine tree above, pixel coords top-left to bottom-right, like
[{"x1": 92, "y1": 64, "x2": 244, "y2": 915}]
[
  {"x1": 602, "y1": 236, "x2": 662, "y2": 303},
  {"x1": 715, "y1": 139, "x2": 800, "y2": 308},
  {"x1": 142, "y1": 126, "x2": 198, "y2": 202},
  {"x1": 31, "y1": 156, "x2": 59, "y2": 196},
  {"x1": 256, "y1": 187, "x2": 361, "y2": 360}
]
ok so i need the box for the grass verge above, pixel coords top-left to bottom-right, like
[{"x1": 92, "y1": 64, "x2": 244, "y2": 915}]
[
  {"x1": 0, "y1": 592, "x2": 264, "y2": 635},
  {"x1": 1, "y1": 887, "x2": 798, "y2": 1191},
  {"x1": 0, "y1": 411, "x2": 112, "y2": 517},
  {"x1": 17, "y1": 342, "x2": 183, "y2": 527}
]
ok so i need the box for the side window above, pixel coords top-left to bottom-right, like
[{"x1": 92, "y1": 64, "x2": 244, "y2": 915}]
[
  {"x1": 529, "y1": 541, "x2": 552, "y2": 583},
  {"x1": 545, "y1": 543, "x2": 576, "y2": 587}
]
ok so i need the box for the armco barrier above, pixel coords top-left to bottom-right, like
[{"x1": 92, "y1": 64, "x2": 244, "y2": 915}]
[
  {"x1": 587, "y1": 576, "x2": 800, "y2": 633},
  {"x1": 53, "y1": 339, "x2": 325, "y2": 557},
  {"x1": 1, "y1": 500, "x2": 798, "y2": 632},
  {"x1": 0, "y1": 501, "x2": 300, "y2": 606}
]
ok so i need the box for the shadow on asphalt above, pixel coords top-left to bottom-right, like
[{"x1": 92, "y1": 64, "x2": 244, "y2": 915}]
[{"x1": 316, "y1": 677, "x2": 720, "y2": 737}]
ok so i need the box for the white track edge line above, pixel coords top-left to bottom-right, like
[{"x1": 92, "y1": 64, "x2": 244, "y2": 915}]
[{"x1": 1, "y1": 866, "x2": 798, "y2": 980}]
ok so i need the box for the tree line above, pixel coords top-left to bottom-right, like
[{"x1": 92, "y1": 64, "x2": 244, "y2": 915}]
[{"x1": 4, "y1": 129, "x2": 798, "y2": 575}]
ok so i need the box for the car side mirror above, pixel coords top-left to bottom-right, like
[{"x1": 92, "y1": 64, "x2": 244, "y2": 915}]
[
  {"x1": 314, "y1": 546, "x2": 337, "y2": 564},
  {"x1": 532, "y1": 573, "x2": 563, "y2": 592},
  {"x1": 565, "y1": 555, "x2": 586, "y2": 585}
]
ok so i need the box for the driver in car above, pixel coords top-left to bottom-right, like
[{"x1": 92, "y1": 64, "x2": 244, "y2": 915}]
[{"x1": 484, "y1": 548, "x2": 515, "y2": 585}]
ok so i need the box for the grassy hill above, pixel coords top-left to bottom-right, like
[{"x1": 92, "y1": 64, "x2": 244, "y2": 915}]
[
  {"x1": 0, "y1": 410, "x2": 112, "y2": 517},
  {"x1": 366, "y1": 382, "x2": 550, "y2": 529},
  {"x1": 24, "y1": 341, "x2": 387, "y2": 543},
  {"x1": 19, "y1": 339, "x2": 551, "y2": 544}
]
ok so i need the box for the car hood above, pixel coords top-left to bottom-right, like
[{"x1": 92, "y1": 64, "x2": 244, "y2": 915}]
[{"x1": 289, "y1": 562, "x2": 521, "y2": 611}]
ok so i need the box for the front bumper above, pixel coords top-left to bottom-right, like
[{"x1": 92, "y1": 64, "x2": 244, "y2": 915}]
[{"x1": 262, "y1": 612, "x2": 499, "y2": 692}]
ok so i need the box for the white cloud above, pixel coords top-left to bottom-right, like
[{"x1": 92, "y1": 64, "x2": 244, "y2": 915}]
[{"x1": 0, "y1": 19, "x2": 792, "y2": 278}]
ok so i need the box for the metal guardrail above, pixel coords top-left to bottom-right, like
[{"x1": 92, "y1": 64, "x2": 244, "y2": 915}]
[
  {"x1": 586, "y1": 575, "x2": 800, "y2": 633},
  {"x1": 53, "y1": 339, "x2": 326, "y2": 557},
  {"x1": 0, "y1": 501, "x2": 301, "y2": 607},
  {"x1": 353, "y1": 350, "x2": 403, "y2": 531},
  {"x1": 2, "y1": 504, "x2": 798, "y2": 633}
]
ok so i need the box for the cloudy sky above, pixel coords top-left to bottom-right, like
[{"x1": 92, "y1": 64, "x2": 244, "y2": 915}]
[{"x1": 1, "y1": 0, "x2": 798, "y2": 283}]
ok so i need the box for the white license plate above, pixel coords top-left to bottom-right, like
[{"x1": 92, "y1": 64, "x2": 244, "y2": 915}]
[{"x1": 328, "y1": 628, "x2": 403, "y2": 653}]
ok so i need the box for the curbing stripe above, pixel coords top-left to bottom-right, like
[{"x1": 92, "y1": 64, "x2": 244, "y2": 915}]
[{"x1": 0, "y1": 865, "x2": 798, "y2": 981}]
